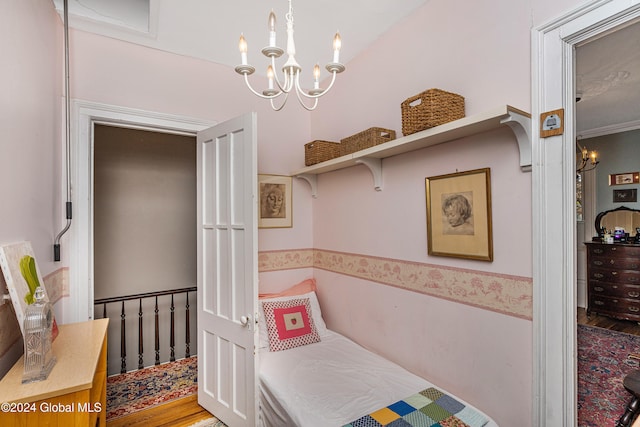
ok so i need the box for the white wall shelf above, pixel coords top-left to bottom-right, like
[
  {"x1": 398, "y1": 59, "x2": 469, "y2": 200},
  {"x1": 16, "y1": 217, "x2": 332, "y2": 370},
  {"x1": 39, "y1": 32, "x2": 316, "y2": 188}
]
[{"x1": 293, "y1": 105, "x2": 531, "y2": 197}]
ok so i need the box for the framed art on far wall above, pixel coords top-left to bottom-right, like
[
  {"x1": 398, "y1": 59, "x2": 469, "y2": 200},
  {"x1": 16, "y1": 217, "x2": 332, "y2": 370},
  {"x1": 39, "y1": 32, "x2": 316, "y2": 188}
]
[
  {"x1": 259, "y1": 174, "x2": 292, "y2": 228},
  {"x1": 425, "y1": 168, "x2": 493, "y2": 261}
]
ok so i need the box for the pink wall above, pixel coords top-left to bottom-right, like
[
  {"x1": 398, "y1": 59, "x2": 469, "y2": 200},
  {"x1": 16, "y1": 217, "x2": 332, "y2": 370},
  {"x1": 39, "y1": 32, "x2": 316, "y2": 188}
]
[
  {"x1": 304, "y1": 0, "x2": 544, "y2": 425},
  {"x1": 0, "y1": 0, "x2": 595, "y2": 419},
  {"x1": 0, "y1": 0, "x2": 62, "y2": 375},
  {"x1": 68, "y1": 30, "x2": 315, "y2": 255}
]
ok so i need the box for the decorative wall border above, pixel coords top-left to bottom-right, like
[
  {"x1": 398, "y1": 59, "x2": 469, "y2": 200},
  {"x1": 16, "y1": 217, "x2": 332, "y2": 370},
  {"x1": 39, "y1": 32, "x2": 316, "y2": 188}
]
[{"x1": 259, "y1": 248, "x2": 532, "y2": 320}]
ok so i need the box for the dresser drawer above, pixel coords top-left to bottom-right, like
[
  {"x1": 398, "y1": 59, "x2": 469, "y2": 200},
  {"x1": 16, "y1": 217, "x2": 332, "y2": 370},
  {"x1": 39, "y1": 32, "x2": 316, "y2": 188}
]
[
  {"x1": 588, "y1": 244, "x2": 640, "y2": 258},
  {"x1": 590, "y1": 256, "x2": 640, "y2": 271},
  {"x1": 589, "y1": 282, "x2": 640, "y2": 299},
  {"x1": 589, "y1": 295, "x2": 640, "y2": 319},
  {"x1": 588, "y1": 268, "x2": 640, "y2": 284}
]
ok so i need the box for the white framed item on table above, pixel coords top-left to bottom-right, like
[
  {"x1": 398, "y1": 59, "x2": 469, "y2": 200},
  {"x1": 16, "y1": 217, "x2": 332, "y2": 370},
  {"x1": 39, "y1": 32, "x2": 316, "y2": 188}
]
[{"x1": 0, "y1": 241, "x2": 59, "y2": 340}]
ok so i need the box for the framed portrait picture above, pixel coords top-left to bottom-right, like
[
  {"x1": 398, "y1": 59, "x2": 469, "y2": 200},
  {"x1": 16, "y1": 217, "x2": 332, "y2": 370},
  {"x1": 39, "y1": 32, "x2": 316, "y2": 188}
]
[
  {"x1": 258, "y1": 174, "x2": 292, "y2": 228},
  {"x1": 425, "y1": 168, "x2": 493, "y2": 261}
]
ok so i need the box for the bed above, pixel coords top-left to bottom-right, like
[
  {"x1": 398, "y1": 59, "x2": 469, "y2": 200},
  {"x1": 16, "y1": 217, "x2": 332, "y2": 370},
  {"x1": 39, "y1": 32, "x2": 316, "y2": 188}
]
[{"x1": 257, "y1": 279, "x2": 499, "y2": 427}]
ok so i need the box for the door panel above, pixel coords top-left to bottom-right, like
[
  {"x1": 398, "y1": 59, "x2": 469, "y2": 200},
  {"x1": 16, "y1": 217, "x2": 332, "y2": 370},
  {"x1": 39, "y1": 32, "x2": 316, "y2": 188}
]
[{"x1": 197, "y1": 113, "x2": 258, "y2": 427}]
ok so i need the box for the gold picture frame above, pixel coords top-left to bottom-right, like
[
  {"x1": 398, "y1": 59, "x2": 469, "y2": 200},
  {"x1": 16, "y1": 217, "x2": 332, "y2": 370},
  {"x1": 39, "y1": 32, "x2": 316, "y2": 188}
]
[
  {"x1": 258, "y1": 174, "x2": 292, "y2": 228},
  {"x1": 425, "y1": 168, "x2": 493, "y2": 261}
]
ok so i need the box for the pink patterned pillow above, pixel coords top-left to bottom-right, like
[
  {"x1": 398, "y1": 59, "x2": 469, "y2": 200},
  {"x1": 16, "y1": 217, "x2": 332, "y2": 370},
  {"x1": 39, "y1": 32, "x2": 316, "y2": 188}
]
[{"x1": 262, "y1": 298, "x2": 320, "y2": 352}]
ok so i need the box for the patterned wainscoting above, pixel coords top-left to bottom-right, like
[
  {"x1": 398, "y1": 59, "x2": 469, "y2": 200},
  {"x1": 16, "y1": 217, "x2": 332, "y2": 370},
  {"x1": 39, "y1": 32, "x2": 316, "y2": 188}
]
[
  {"x1": 43, "y1": 267, "x2": 69, "y2": 305},
  {"x1": 259, "y1": 249, "x2": 532, "y2": 320}
]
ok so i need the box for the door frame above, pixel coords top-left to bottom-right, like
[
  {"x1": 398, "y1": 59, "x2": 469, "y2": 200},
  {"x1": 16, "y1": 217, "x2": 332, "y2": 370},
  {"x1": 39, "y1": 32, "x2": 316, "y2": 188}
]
[
  {"x1": 532, "y1": 1, "x2": 640, "y2": 425},
  {"x1": 63, "y1": 100, "x2": 214, "y2": 324}
]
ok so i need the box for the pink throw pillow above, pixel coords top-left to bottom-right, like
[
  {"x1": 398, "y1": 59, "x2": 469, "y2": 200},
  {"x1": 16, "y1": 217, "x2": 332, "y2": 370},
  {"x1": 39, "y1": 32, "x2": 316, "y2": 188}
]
[{"x1": 262, "y1": 297, "x2": 320, "y2": 352}]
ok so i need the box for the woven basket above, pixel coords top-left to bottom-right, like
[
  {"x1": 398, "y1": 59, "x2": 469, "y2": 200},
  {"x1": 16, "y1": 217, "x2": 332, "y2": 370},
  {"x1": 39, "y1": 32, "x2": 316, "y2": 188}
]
[
  {"x1": 304, "y1": 140, "x2": 342, "y2": 166},
  {"x1": 340, "y1": 127, "x2": 396, "y2": 154},
  {"x1": 401, "y1": 89, "x2": 465, "y2": 136}
]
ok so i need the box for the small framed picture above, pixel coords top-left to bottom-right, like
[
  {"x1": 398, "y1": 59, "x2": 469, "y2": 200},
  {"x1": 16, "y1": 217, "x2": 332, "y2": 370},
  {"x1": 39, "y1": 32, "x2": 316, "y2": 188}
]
[
  {"x1": 258, "y1": 174, "x2": 292, "y2": 228},
  {"x1": 609, "y1": 172, "x2": 640, "y2": 186},
  {"x1": 613, "y1": 188, "x2": 637, "y2": 203},
  {"x1": 425, "y1": 168, "x2": 493, "y2": 261}
]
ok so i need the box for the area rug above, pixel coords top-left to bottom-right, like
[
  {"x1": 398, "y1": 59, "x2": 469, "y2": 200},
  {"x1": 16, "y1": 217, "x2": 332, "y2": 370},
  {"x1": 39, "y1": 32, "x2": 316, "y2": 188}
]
[
  {"x1": 577, "y1": 324, "x2": 640, "y2": 427},
  {"x1": 106, "y1": 356, "x2": 198, "y2": 420}
]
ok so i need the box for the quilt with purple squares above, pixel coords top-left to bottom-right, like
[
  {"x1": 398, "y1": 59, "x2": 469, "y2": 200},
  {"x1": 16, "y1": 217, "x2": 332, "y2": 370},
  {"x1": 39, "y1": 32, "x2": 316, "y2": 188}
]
[{"x1": 342, "y1": 387, "x2": 490, "y2": 427}]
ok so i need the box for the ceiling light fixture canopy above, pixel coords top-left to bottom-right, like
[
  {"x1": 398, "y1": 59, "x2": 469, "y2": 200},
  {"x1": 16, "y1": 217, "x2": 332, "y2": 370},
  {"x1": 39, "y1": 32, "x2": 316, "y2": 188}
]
[
  {"x1": 234, "y1": 0, "x2": 345, "y2": 111},
  {"x1": 576, "y1": 141, "x2": 599, "y2": 173}
]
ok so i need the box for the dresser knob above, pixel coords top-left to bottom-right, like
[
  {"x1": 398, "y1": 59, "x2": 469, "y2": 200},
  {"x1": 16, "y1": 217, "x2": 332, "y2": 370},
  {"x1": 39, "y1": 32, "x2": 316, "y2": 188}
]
[
  {"x1": 612, "y1": 271, "x2": 618, "y2": 276},
  {"x1": 630, "y1": 307, "x2": 640, "y2": 312},
  {"x1": 629, "y1": 292, "x2": 640, "y2": 298},
  {"x1": 594, "y1": 249, "x2": 604, "y2": 254},
  {"x1": 595, "y1": 300, "x2": 605, "y2": 305},
  {"x1": 594, "y1": 273, "x2": 604, "y2": 279},
  {"x1": 594, "y1": 260, "x2": 603, "y2": 266},
  {"x1": 594, "y1": 286, "x2": 604, "y2": 292},
  {"x1": 612, "y1": 247, "x2": 618, "y2": 251}
]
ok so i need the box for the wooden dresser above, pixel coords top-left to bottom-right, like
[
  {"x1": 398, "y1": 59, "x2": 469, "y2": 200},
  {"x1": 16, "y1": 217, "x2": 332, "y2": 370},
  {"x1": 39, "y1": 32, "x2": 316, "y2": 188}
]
[
  {"x1": 0, "y1": 318, "x2": 108, "y2": 427},
  {"x1": 585, "y1": 242, "x2": 640, "y2": 321}
]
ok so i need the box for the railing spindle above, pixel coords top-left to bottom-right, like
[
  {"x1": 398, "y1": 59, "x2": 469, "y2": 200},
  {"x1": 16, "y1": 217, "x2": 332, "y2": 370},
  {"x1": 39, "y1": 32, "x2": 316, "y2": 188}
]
[
  {"x1": 170, "y1": 294, "x2": 176, "y2": 362},
  {"x1": 154, "y1": 296, "x2": 160, "y2": 366},
  {"x1": 138, "y1": 299, "x2": 144, "y2": 370},
  {"x1": 94, "y1": 286, "x2": 196, "y2": 372},
  {"x1": 185, "y1": 291, "x2": 191, "y2": 358},
  {"x1": 120, "y1": 301, "x2": 127, "y2": 373}
]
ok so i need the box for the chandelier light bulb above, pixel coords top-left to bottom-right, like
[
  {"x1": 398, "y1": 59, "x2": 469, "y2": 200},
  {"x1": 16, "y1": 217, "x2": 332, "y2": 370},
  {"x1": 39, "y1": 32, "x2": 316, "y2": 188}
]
[
  {"x1": 239, "y1": 34, "x2": 248, "y2": 65},
  {"x1": 268, "y1": 11, "x2": 277, "y2": 47},
  {"x1": 333, "y1": 32, "x2": 342, "y2": 63}
]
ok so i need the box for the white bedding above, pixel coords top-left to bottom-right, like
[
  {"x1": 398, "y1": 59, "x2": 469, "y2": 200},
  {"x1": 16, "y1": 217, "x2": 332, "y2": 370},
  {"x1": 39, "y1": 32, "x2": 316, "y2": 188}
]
[{"x1": 258, "y1": 330, "x2": 499, "y2": 427}]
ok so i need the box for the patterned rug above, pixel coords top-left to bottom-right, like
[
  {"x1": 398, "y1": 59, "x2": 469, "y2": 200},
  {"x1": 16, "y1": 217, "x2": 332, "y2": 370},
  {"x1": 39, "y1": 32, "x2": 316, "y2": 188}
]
[
  {"x1": 578, "y1": 324, "x2": 640, "y2": 427},
  {"x1": 106, "y1": 356, "x2": 198, "y2": 420}
]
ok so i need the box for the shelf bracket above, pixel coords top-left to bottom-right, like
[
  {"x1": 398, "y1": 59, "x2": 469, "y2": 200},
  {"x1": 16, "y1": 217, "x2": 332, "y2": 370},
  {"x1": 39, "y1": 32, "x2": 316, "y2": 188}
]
[
  {"x1": 355, "y1": 157, "x2": 383, "y2": 191},
  {"x1": 501, "y1": 111, "x2": 532, "y2": 172},
  {"x1": 295, "y1": 173, "x2": 318, "y2": 198}
]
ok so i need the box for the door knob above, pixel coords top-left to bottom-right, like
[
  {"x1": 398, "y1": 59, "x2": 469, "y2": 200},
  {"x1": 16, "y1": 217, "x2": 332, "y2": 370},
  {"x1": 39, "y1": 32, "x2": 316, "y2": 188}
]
[{"x1": 240, "y1": 315, "x2": 251, "y2": 327}]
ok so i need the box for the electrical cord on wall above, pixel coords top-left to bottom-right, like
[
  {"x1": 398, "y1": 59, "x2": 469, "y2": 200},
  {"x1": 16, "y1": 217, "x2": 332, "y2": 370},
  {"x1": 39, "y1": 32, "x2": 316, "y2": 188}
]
[{"x1": 54, "y1": 0, "x2": 72, "y2": 262}]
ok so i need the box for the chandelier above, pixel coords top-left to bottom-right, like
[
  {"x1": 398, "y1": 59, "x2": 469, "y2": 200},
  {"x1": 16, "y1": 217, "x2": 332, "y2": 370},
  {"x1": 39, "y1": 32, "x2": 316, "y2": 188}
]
[
  {"x1": 234, "y1": 0, "x2": 345, "y2": 111},
  {"x1": 576, "y1": 141, "x2": 599, "y2": 173}
]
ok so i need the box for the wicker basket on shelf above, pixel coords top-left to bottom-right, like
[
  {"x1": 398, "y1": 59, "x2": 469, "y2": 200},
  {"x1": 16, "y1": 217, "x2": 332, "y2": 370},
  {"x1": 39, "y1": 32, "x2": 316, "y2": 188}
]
[
  {"x1": 340, "y1": 127, "x2": 396, "y2": 155},
  {"x1": 401, "y1": 89, "x2": 465, "y2": 136},
  {"x1": 304, "y1": 140, "x2": 342, "y2": 166}
]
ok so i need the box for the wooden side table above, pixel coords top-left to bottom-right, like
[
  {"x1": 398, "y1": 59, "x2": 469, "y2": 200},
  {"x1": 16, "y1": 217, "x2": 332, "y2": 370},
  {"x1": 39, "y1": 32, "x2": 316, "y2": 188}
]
[{"x1": 0, "y1": 318, "x2": 109, "y2": 426}]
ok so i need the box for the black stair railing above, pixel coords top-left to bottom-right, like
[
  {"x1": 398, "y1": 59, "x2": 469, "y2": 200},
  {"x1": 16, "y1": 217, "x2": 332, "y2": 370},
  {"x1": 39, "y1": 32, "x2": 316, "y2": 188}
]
[{"x1": 94, "y1": 286, "x2": 196, "y2": 373}]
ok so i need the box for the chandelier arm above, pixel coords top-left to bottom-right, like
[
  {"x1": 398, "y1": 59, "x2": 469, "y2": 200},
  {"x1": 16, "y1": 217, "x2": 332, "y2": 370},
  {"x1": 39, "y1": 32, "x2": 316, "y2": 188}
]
[
  {"x1": 294, "y1": 89, "x2": 319, "y2": 111},
  {"x1": 295, "y1": 70, "x2": 339, "y2": 99},
  {"x1": 270, "y1": 56, "x2": 293, "y2": 94},
  {"x1": 242, "y1": 73, "x2": 284, "y2": 100},
  {"x1": 270, "y1": 92, "x2": 290, "y2": 111}
]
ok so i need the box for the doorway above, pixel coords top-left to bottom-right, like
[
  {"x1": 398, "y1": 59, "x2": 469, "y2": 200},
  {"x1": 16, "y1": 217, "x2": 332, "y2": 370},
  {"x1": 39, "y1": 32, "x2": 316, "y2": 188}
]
[
  {"x1": 533, "y1": 2, "x2": 640, "y2": 425},
  {"x1": 93, "y1": 124, "x2": 197, "y2": 374},
  {"x1": 63, "y1": 101, "x2": 213, "y2": 325}
]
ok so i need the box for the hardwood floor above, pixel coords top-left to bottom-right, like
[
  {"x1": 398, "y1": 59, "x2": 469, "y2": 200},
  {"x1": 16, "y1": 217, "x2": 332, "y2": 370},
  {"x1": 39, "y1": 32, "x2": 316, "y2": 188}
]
[
  {"x1": 578, "y1": 307, "x2": 640, "y2": 336},
  {"x1": 106, "y1": 394, "x2": 215, "y2": 427}
]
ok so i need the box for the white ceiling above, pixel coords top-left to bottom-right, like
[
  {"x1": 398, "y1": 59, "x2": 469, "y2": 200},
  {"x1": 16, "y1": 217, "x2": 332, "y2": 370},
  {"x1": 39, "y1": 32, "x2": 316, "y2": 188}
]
[
  {"x1": 575, "y1": 19, "x2": 640, "y2": 137},
  {"x1": 52, "y1": 0, "x2": 640, "y2": 137},
  {"x1": 52, "y1": 0, "x2": 430, "y2": 77}
]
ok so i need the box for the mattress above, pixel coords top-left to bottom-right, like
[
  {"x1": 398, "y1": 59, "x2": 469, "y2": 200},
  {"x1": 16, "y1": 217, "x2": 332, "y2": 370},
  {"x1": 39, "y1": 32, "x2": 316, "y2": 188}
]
[{"x1": 258, "y1": 330, "x2": 499, "y2": 427}]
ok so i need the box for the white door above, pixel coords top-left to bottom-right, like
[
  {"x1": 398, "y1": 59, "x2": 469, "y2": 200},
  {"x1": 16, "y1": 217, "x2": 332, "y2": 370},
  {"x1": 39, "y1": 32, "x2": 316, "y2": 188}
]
[{"x1": 197, "y1": 113, "x2": 259, "y2": 427}]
